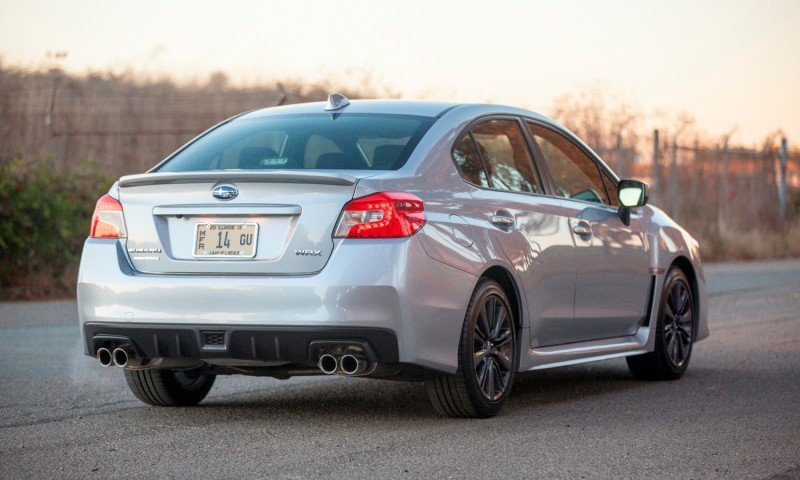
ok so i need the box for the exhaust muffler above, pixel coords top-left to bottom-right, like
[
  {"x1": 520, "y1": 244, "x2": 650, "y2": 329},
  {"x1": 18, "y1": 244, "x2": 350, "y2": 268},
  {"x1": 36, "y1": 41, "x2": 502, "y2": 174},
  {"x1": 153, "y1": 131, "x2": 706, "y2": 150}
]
[{"x1": 96, "y1": 348, "x2": 113, "y2": 367}]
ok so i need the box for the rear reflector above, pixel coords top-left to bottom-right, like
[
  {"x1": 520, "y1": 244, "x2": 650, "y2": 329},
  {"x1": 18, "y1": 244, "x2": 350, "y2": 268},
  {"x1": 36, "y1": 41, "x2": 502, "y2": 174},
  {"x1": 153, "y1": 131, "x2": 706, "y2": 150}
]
[
  {"x1": 90, "y1": 194, "x2": 127, "y2": 238},
  {"x1": 334, "y1": 192, "x2": 426, "y2": 238}
]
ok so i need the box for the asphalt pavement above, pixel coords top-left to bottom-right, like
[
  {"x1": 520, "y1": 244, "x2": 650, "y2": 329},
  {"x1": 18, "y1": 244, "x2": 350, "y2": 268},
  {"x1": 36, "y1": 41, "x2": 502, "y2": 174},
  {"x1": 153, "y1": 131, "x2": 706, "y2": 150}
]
[{"x1": 1, "y1": 260, "x2": 799, "y2": 479}]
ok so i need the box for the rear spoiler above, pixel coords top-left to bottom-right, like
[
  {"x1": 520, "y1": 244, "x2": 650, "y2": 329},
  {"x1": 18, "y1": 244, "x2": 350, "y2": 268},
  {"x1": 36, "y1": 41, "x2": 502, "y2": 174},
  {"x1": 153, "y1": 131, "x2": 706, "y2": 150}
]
[{"x1": 118, "y1": 171, "x2": 357, "y2": 187}]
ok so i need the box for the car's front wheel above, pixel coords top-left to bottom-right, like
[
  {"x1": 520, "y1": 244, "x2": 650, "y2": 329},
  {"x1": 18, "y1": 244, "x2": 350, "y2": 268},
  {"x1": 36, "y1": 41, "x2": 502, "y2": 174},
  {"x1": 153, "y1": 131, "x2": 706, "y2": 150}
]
[
  {"x1": 124, "y1": 368, "x2": 215, "y2": 406},
  {"x1": 425, "y1": 279, "x2": 517, "y2": 418},
  {"x1": 627, "y1": 267, "x2": 695, "y2": 380}
]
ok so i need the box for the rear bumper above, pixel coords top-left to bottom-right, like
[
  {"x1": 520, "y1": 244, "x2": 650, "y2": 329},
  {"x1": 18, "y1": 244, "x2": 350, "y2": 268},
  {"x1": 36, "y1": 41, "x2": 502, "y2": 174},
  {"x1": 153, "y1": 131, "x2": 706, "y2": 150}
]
[
  {"x1": 77, "y1": 236, "x2": 476, "y2": 373},
  {"x1": 84, "y1": 322, "x2": 398, "y2": 365}
]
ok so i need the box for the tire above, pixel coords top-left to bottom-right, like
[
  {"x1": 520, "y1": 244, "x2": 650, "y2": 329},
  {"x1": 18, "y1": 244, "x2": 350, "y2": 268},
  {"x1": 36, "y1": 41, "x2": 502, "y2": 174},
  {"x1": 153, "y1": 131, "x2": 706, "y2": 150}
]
[
  {"x1": 124, "y1": 368, "x2": 216, "y2": 406},
  {"x1": 425, "y1": 279, "x2": 517, "y2": 418},
  {"x1": 627, "y1": 267, "x2": 695, "y2": 380}
]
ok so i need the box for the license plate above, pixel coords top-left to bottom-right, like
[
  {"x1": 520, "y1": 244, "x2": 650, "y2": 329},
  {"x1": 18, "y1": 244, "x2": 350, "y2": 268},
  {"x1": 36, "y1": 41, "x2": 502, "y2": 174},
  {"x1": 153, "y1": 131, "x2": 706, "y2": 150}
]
[{"x1": 194, "y1": 223, "x2": 258, "y2": 258}]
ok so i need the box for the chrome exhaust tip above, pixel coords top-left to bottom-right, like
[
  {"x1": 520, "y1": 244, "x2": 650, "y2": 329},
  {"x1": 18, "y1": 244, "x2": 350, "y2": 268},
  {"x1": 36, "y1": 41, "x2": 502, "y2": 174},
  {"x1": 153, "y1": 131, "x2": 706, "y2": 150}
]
[
  {"x1": 112, "y1": 347, "x2": 130, "y2": 368},
  {"x1": 340, "y1": 354, "x2": 368, "y2": 375},
  {"x1": 96, "y1": 348, "x2": 113, "y2": 367},
  {"x1": 318, "y1": 354, "x2": 338, "y2": 375}
]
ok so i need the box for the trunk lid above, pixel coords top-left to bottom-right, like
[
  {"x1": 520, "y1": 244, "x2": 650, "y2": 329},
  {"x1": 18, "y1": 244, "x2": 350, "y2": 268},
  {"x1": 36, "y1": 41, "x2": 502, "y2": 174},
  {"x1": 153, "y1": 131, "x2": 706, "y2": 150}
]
[{"x1": 118, "y1": 171, "x2": 366, "y2": 275}]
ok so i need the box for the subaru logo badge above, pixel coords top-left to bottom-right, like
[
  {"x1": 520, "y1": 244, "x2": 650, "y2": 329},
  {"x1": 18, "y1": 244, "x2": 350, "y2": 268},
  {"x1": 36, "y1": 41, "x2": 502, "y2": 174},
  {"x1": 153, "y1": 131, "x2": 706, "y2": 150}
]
[{"x1": 211, "y1": 184, "x2": 238, "y2": 200}]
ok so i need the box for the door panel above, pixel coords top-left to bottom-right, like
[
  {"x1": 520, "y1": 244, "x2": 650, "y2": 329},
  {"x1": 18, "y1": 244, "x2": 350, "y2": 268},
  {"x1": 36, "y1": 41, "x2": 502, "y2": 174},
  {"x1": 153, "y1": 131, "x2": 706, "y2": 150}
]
[
  {"x1": 460, "y1": 119, "x2": 576, "y2": 348},
  {"x1": 470, "y1": 189, "x2": 577, "y2": 347},
  {"x1": 561, "y1": 202, "x2": 651, "y2": 342},
  {"x1": 526, "y1": 121, "x2": 651, "y2": 342}
]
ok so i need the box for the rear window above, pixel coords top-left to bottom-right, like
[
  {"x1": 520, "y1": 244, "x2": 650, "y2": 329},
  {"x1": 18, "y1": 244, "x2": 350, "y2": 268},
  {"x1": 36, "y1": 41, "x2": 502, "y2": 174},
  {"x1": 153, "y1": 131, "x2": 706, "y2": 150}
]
[{"x1": 156, "y1": 114, "x2": 436, "y2": 172}]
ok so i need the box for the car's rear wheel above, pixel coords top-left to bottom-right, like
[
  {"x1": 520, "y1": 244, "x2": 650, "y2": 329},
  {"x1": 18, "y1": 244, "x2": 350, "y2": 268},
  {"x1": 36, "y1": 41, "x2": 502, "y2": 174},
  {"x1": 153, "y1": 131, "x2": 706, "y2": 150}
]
[
  {"x1": 627, "y1": 267, "x2": 695, "y2": 380},
  {"x1": 124, "y1": 368, "x2": 215, "y2": 406},
  {"x1": 425, "y1": 279, "x2": 516, "y2": 418}
]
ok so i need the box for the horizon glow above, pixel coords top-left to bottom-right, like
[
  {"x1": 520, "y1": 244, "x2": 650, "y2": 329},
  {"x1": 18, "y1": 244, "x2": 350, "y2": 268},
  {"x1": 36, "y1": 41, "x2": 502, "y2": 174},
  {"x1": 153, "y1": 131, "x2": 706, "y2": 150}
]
[{"x1": 1, "y1": 0, "x2": 798, "y2": 144}]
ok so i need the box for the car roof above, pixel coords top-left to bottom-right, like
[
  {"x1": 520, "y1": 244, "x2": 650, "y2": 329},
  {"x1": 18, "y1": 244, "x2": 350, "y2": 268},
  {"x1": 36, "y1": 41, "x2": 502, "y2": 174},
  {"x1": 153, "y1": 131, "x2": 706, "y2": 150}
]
[
  {"x1": 236, "y1": 98, "x2": 555, "y2": 122},
  {"x1": 240, "y1": 99, "x2": 462, "y2": 119}
]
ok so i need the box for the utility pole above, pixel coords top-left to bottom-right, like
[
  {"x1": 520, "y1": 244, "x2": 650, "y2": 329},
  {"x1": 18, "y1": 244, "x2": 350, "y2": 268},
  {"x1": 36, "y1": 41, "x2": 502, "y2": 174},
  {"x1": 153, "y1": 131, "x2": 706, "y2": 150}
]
[{"x1": 778, "y1": 136, "x2": 788, "y2": 220}]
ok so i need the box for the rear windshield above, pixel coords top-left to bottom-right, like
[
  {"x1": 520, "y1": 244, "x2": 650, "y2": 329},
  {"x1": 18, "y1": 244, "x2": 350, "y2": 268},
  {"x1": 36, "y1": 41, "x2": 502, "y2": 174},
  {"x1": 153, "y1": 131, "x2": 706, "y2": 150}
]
[{"x1": 156, "y1": 113, "x2": 436, "y2": 172}]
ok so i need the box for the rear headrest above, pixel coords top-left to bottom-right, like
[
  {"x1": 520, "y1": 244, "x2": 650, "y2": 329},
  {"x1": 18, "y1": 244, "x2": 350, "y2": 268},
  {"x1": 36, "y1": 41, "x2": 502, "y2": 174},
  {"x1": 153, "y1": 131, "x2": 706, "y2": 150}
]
[
  {"x1": 239, "y1": 147, "x2": 279, "y2": 169},
  {"x1": 315, "y1": 152, "x2": 368, "y2": 169},
  {"x1": 372, "y1": 145, "x2": 404, "y2": 169}
]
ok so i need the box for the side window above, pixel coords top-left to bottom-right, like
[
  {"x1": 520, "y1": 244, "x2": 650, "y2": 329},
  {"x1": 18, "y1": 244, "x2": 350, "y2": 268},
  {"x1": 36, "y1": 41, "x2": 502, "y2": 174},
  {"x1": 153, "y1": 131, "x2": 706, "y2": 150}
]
[
  {"x1": 527, "y1": 123, "x2": 610, "y2": 204},
  {"x1": 471, "y1": 120, "x2": 543, "y2": 194},
  {"x1": 453, "y1": 133, "x2": 489, "y2": 187},
  {"x1": 601, "y1": 171, "x2": 619, "y2": 207}
]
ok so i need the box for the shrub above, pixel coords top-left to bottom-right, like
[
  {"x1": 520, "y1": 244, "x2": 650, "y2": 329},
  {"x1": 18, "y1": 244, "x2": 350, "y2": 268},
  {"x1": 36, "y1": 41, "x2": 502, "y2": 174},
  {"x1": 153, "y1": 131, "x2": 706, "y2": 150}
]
[{"x1": 0, "y1": 157, "x2": 114, "y2": 299}]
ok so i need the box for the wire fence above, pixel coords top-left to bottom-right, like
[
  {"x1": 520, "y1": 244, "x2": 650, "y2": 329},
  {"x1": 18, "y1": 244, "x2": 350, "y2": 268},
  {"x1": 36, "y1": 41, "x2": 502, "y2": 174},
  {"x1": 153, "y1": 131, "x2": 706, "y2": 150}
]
[
  {"x1": 597, "y1": 131, "x2": 799, "y2": 235},
  {"x1": 0, "y1": 66, "x2": 369, "y2": 174},
  {"x1": 2, "y1": 65, "x2": 799, "y2": 260}
]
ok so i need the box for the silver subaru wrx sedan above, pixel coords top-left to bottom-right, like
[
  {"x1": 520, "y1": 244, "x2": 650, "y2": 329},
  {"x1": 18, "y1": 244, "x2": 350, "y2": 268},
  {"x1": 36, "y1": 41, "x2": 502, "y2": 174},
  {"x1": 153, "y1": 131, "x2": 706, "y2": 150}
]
[{"x1": 78, "y1": 94, "x2": 708, "y2": 417}]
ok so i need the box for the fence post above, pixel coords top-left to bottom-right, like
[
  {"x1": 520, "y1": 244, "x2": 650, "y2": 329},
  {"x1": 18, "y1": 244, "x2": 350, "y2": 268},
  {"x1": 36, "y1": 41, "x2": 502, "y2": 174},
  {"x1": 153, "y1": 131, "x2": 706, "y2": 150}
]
[
  {"x1": 778, "y1": 136, "x2": 788, "y2": 220},
  {"x1": 652, "y1": 130, "x2": 660, "y2": 195},
  {"x1": 720, "y1": 137, "x2": 730, "y2": 227},
  {"x1": 691, "y1": 139, "x2": 700, "y2": 200},
  {"x1": 615, "y1": 131, "x2": 624, "y2": 177},
  {"x1": 670, "y1": 137, "x2": 679, "y2": 217}
]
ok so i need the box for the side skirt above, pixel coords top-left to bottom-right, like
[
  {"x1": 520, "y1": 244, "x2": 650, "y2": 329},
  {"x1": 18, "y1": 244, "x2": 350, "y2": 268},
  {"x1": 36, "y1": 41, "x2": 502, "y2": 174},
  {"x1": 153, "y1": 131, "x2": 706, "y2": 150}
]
[
  {"x1": 526, "y1": 327, "x2": 649, "y2": 371},
  {"x1": 521, "y1": 275, "x2": 661, "y2": 371}
]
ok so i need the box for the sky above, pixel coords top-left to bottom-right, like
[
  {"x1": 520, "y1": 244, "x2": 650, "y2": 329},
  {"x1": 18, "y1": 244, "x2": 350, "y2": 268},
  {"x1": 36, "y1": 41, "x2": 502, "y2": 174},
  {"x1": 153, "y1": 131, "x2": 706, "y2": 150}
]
[{"x1": 1, "y1": 0, "x2": 799, "y2": 144}]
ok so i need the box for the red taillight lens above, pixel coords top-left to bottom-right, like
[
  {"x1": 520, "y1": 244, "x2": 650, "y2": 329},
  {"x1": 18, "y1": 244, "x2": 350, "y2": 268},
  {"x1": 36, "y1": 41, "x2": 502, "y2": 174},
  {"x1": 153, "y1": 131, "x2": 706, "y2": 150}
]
[
  {"x1": 334, "y1": 192, "x2": 426, "y2": 238},
  {"x1": 90, "y1": 194, "x2": 127, "y2": 238}
]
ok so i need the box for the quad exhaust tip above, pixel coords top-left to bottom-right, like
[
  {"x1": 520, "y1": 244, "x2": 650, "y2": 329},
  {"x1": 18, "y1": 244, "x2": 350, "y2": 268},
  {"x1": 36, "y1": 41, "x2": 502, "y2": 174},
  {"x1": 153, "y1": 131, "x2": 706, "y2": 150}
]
[
  {"x1": 96, "y1": 348, "x2": 113, "y2": 367},
  {"x1": 339, "y1": 354, "x2": 368, "y2": 375},
  {"x1": 318, "y1": 354, "x2": 338, "y2": 375},
  {"x1": 112, "y1": 348, "x2": 130, "y2": 368},
  {"x1": 317, "y1": 352, "x2": 371, "y2": 376}
]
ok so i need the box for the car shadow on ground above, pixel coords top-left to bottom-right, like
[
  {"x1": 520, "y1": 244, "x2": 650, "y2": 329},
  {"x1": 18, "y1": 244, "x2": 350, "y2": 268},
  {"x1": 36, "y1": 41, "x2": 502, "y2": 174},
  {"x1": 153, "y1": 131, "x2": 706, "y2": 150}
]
[
  {"x1": 122, "y1": 360, "x2": 677, "y2": 425},
  {"x1": 509, "y1": 362, "x2": 641, "y2": 408}
]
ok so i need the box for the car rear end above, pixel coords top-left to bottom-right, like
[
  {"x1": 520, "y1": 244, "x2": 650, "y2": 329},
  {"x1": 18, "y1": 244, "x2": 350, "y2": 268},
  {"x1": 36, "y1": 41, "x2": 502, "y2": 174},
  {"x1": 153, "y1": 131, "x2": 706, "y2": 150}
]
[{"x1": 77, "y1": 103, "x2": 473, "y2": 379}]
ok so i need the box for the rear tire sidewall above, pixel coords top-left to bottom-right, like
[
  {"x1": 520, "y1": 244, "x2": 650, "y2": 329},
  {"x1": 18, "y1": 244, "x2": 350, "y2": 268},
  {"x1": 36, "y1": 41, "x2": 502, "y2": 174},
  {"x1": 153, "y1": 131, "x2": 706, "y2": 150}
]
[
  {"x1": 124, "y1": 368, "x2": 215, "y2": 406},
  {"x1": 460, "y1": 280, "x2": 517, "y2": 417}
]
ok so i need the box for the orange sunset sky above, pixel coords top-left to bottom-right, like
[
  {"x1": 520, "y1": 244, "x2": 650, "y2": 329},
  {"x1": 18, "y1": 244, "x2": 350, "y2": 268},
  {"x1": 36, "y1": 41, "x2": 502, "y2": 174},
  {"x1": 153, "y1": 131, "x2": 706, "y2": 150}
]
[{"x1": 2, "y1": 0, "x2": 798, "y2": 144}]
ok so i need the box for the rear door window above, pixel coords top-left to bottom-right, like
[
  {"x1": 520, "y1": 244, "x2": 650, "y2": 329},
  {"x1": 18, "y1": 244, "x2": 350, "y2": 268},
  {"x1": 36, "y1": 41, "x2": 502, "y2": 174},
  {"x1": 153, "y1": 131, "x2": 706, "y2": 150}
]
[
  {"x1": 452, "y1": 134, "x2": 490, "y2": 187},
  {"x1": 470, "y1": 120, "x2": 543, "y2": 194}
]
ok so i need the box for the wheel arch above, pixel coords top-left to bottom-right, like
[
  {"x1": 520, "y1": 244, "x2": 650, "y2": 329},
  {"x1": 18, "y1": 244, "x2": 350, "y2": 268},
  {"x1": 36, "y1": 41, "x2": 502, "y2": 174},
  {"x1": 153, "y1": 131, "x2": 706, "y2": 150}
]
[
  {"x1": 669, "y1": 255, "x2": 701, "y2": 340},
  {"x1": 479, "y1": 265, "x2": 523, "y2": 331}
]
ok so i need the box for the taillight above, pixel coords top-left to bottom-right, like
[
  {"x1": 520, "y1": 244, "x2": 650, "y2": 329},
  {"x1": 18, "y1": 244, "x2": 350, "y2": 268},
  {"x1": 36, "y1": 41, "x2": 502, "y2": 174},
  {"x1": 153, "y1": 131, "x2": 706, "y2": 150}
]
[
  {"x1": 90, "y1": 194, "x2": 127, "y2": 238},
  {"x1": 334, "y1": 192, "x2": 426, "y2": 238}
]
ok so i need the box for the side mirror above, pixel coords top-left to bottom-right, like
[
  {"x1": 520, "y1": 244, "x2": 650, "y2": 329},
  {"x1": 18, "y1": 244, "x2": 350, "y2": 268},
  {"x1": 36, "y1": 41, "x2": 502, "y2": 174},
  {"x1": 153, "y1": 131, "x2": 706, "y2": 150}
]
[
  {"x1": 618, "y1": 179, "x2": 649, "y2": 207},
  {"x1": 616, "y1": 179, "x2": 649, "y2": 226}
]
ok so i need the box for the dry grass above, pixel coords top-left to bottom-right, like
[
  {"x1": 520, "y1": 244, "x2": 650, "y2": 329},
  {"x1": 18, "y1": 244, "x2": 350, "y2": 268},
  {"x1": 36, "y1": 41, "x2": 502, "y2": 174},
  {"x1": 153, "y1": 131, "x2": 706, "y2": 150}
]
[{"x1": 698, "y1": 224, "x2": 800, "y2": 262}]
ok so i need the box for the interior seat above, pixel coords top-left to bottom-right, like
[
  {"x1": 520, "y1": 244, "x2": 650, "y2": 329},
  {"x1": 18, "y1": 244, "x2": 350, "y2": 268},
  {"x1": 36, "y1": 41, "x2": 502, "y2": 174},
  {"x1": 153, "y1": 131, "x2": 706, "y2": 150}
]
[{"x1": 239, "y1": 146, "x2": 279, "y2": 169}]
